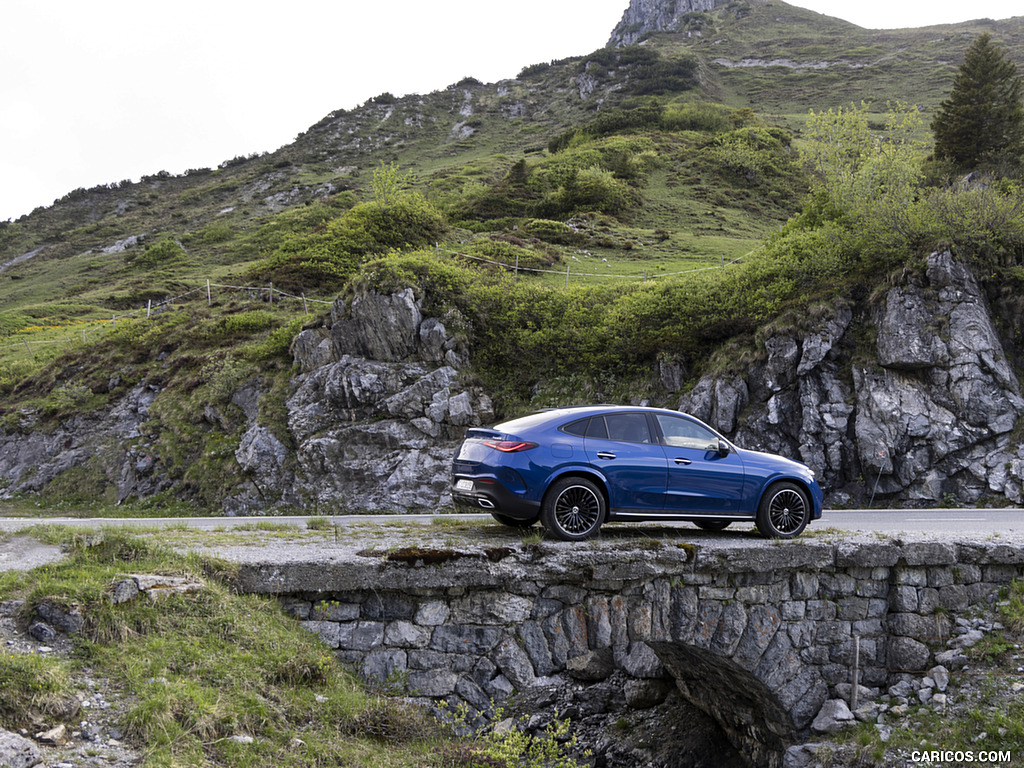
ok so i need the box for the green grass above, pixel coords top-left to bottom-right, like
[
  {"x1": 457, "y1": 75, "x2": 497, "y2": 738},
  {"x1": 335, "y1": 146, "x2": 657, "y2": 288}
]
[{"x1": 0, "y1": 528, "x2": 460, "y2": 767}]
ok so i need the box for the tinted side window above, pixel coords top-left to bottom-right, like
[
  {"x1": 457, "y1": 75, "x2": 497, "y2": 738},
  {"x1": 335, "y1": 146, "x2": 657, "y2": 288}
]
[
  {"x1": 605, "y1": 413, "x2": 652, "y2": 444},
  {"x1": 655, "y1": 414, "x2": 719, "y2": 450},
  {"x1": 586, "y1": 416, "x2": 608, "y2": 439},
  {"x1": 562, "y1": 418, "x2": 589, "y2": 437}
]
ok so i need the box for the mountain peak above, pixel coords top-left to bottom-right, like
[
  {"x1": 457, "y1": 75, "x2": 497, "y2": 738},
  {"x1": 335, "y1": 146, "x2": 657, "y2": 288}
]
[{"x1": 608, "y1": 0, "x2": 729, "y2": 46}]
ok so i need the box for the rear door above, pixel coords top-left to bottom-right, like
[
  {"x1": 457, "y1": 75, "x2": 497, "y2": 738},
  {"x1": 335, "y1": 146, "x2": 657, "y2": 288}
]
[
  {"x1": 654, "y1": 413, "x2": 747, "y2": 514},
  {"x1": 582, "y1": 412, "x2": 668, "y2": 511}
]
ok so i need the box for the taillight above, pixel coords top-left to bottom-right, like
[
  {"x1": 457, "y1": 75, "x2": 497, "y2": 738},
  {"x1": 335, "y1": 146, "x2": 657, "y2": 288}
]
[{"x1": 482, "y1": 440, "x2": 538, "y2": 453}]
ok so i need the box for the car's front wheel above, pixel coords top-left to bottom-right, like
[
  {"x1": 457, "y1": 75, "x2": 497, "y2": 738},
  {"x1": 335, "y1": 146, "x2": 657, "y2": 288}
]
[
  {"x1": 755, "y1": 482, "x2": 810, "y2": 538},
  {"x1": 541, "y1": 477, "x2": 606, "y2": 541}
]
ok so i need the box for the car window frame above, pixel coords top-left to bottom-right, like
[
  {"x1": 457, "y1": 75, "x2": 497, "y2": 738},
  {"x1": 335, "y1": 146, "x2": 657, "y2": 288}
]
[{"x1": 651, "y1": 412, "x2": 730, "y2": 453}]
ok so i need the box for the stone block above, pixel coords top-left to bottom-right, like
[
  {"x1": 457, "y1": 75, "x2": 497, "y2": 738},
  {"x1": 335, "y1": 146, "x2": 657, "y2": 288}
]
[
  {"x1": 456, "y1": 677, "x2": 491, "y2": 710},
  {"x1": 668, "y1": 586, "x2": 699, "y2": 643},
  {"x1": 519, "y1": 621, "x2": 555, "y2": 676},
  {"x1": 811, "y1": 699, "x2": 855, "y2": 735},
  {"x1": 615, "y1": 641, "x2": 664, "y2": 678},
  {"x1": 560, "y1": 606, "x2": 590, "y2": 657},
  {"x1": 415, "y1": 600, "x2": 450, "y2": 626},
  {"x1": 362, "y1": 593, "x2": 414, "y2": 621},
  {"x1": 819, "y1": 573, "x2": 855, "y2": 597},
  {"x1": 927, "y1": 567, "x2": 954, "y2": 588},
  {"x1": 939, "y1": 585, "x2": 970, "y2": 612},
  {"x1": 733, "y1": 605, "x2": 782, "y2": 671},
  {"x1": 954, "y1": 564, "x2": 982, "y2": 584},
  {"x1": 854, "y1": 577, "x2": 889, "y2": 599},
  {"x1": 300, "y1": 620, "x2": 342, "y2": 649},
  {"x1": 279, "y1": 597, "x2": 312, "y2": 619},
  {"x1": 889, "y1": 586, "x2": 918, "y2": 612},
  {"x1": 866, "y1": 598, "x2": 888, "y2": 619},
  {"x1": 627, "y1": 598, "x2": 653, "y2": 641},
  {"x1": 782, "y1": 601, "x2": 806, "y2": 621},
  {"x1": 384, "y1": 620, "x2": 431, "y2": 648},
  {"x1": 894, "y1": 568, "x2": 927, "y2": 587},
  {"x1": 451, "y1": 593, "x2": 532, "y2": 624},
  {"x1": 310, "y1": 600, "x2": 359, "y2": 622},
  {"x1": 0, "y1": 727, "x2": 42, "y2": 768},
  {"x1": 836, "y1": 597, "x2": 869, "y2": 621},
  {"x1": 888, "y1": 637, "x2": 930, "y2": 672},
  {"x1": 887, "y1": 613, "x2": 942, "y2": 639},
  {"x1": 806, "y1": 600, "x2": 836, "y2": 621},
  {"x1": 339, "y1": 621, "x2": 384, "y2": 652},
  {"x1": 542, "y1": 613, "x2": 569, "y2": 669},
  {"x1": 584, "y1": 596, "x2": 613, "y2": 649},
  {"x1": 407, "y1": 669, "x2": 458, "y2": 697},
  {"x1": 361, "y1": 649, "x2": 407, "y2": 684},
  {"x1": 709, "y1": 602, "x2": 747, "y2": 656},
  {"x1": 485, "y1": 674, "x2": 515, "y2": 701},
  {"x1": 901, "y1": 542, "x2": 956, "y2": 566},
  {"x1": 431, "y1": 625, "x2": 502, "y2": 655},
  {"x1": 814, "y1": 620, "x2": 851, "y2": 645},
  {"x1": 691, "y1": 601, "x2": 723, "y2": 649},
  {"x1": 790, "y1": 572, "x2": 819, "y2": 600},
  {"x1": 917, "y1": 588, "x2": 940, "y2": 615}
]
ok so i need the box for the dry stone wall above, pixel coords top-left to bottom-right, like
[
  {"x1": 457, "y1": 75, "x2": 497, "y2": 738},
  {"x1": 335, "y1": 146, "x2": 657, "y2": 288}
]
[{"x1": 235, "y1": 537, "x2": 1024, "y2": 768}]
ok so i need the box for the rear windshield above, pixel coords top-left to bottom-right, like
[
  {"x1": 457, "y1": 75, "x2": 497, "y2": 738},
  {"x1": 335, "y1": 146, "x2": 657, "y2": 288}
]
[{"x1": 494, "y1": 411, "x2": 559, "y2": 434}]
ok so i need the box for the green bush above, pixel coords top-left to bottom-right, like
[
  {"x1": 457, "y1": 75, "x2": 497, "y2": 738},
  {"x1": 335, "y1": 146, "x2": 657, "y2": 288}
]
[
  {"x1": 127, "y1": 238, "x2": 186, "y2": 268},
  {"x1": 248, "y1": 194, "x2": 446, "y2": 294}
]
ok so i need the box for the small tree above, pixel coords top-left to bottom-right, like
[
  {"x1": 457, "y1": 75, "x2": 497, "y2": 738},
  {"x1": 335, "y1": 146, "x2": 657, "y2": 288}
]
[
  {"x1": 371, "y1": 161, "x2": 413, "y2": 211},
  {"x1": 931, "y1": 33, "x2": 1024, "y2": 174}
]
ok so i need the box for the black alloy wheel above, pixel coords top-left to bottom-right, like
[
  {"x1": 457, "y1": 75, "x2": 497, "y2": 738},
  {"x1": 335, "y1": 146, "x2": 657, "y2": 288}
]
[
  {"x1": 541, "y1": 477, "x2": 606, "y2": 541},
  {"x1": 755, "y1": 481, "x2": 810, "y2": 539}
]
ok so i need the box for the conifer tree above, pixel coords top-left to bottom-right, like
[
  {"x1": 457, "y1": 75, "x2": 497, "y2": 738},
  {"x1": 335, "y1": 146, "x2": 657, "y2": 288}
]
[{"x1": 931, "y1": 33, "x2": 1024, "y2": 174}]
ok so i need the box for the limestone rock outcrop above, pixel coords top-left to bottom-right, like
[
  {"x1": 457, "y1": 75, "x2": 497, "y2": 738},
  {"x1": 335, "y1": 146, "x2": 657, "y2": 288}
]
[
  {"x1": 681, "y1": 252, "x2": 1024, "y2": 506},
  {"x1": 609, "y1": 0, "x2": 726, "y2": 47}
]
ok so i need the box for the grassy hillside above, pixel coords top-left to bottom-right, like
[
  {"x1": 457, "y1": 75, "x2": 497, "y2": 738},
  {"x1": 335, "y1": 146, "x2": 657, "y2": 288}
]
[{"x1": 1, "y1": 1, "x2": 1024, "y2": 509}]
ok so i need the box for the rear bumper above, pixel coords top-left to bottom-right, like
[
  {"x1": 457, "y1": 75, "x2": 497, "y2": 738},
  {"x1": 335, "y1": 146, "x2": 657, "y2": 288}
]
[{"x1": 451, "y1": 477, "x2": 541, "y2": 520}]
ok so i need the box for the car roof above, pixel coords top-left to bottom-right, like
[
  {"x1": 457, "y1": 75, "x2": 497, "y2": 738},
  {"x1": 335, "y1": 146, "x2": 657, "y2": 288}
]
[{"x1": 494, "y1": 404, "x2": 693, "y2": 431}]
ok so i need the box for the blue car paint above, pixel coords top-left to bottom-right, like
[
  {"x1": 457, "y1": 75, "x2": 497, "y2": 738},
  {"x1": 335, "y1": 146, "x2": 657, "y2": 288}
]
[{"x1": 451, "y1": 405, "x2": 823, "y2": 536}]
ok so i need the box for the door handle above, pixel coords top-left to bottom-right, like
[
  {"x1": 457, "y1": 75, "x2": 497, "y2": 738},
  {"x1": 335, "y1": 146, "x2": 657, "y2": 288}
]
[
  {"x1": 674, "y1": 458, "x2": 692, "y2": 465},
  {"x1": 596, "y1": 452, "x2": 617, "y2": 460}
]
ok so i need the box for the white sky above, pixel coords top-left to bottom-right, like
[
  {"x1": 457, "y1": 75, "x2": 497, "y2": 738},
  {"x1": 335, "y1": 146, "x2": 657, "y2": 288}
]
[{"x1": 2, "y1": 0, "x2": 1022, "y2": 221}]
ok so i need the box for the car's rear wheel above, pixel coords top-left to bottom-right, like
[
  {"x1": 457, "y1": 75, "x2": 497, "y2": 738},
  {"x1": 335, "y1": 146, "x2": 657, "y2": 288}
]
[
  {"x1": 694, "y1": 519, "x2": 732, "y2": 531},
  {"x1": 755, "y1": 482, "x2": 810, "y2": 539},
  {"x1": 490, "y1": 512, "x2": 540, "y2": 528},
  {"x1": 541, "y1": 477, "x2": 605, "y2": 541}
]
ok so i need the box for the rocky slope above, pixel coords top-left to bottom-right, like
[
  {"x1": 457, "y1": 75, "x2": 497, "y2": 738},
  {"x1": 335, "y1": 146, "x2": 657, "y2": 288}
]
[{"x1": 1, "y1": 250, "x2": 1021, "y2": 514}]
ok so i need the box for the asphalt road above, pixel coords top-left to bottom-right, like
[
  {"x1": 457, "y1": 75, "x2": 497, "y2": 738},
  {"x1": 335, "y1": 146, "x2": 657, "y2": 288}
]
[{"x1": 0, "y1": 508, "x2": 1023, "y2": 536}]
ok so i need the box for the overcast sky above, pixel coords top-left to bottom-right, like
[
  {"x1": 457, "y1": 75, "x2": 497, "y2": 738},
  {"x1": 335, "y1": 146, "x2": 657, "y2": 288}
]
[{"x1": 2, "y1": 0, "x2": 1022, "y2": 221}]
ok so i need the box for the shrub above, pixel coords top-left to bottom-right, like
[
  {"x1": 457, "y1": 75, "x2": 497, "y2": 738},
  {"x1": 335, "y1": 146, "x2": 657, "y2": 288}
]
[
  {"x1": 127, "y1": 238, "x2": 186, "y2": 268},
  {"x1": 248, "y1": 195, "x2": 446, "y2": 293}
]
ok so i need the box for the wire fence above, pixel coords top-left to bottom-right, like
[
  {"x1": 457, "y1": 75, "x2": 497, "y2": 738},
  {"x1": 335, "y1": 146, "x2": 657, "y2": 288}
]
[
  {"x1": 436, "y1": 243, "x2": 749, "y2": 285},
  {"x1": 1, "y1": 241, "x2": 750, "y2": 359},
  {"x1": 0, "y1": 280, "x2": 335, "y2": 359}
]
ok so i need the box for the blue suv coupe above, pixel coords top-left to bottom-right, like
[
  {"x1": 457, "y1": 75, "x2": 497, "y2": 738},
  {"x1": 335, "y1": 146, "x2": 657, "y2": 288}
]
[{"x1": 451, "y1": 405, "x2": 823, "y2": 541}]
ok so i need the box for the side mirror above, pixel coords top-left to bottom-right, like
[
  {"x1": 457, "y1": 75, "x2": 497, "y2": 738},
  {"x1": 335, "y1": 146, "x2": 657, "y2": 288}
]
[{"x1": 716, "y1": 438, "x2": 731, "y2": 457}]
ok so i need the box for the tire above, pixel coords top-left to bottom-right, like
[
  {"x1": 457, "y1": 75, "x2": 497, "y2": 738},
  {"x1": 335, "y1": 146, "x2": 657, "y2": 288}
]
[
  {"x1": 541, "y1": 477, "x2": 606, "y2": 541},
  {"x1": 694, "y1": 519, "x2": 731, "y2": 532},
  {"x1": 490, "y1": 512, "x2": 540, "y2": 529},
  {"x1": 755, "y1": 482, "x2": 810, "y2": 539}
]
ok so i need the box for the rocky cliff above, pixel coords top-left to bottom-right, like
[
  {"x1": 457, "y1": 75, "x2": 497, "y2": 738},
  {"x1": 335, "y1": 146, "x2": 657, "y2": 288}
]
[
  {"x1": 680, "y1": 251, "x2": 1024, "y2": 507},
  {"x1": 608, "y1": 0, "x2": 731, "y2": 47},
  {"x1": 1, "y1": 251, "x2": 1022, "y2": 514}
]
